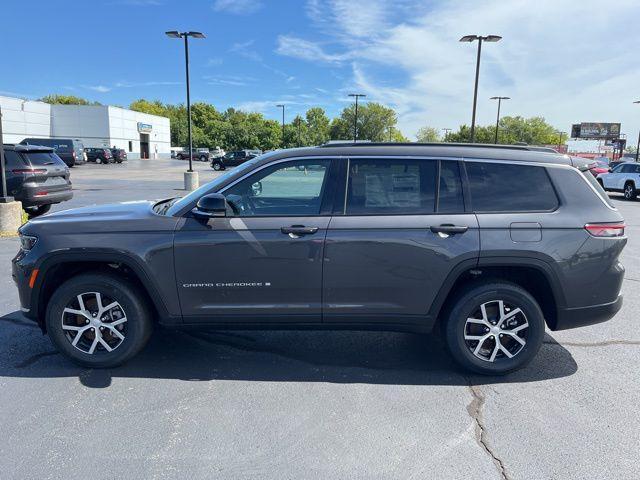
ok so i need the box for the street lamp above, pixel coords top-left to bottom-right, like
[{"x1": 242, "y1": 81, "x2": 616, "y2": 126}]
[
  {"x1": 296, "y1": 116, "x2": 301, "y2": 147},
  {"x1": 276, "y1": 104, "x2": 285, "y2": 148},
  {"x1": 460, "y1": 34, "x2": 502, "y2": 143},
  {"x1": 166, "y1": 30, "x2": 205, "y2": 189},
  {"x1": 634, "y1": 101, "x2": 640, "y2": 162},
  {"x1": 557, "y1": 131, "x2": 566, "y2": 151},
  {"x1": 348, "y1": 93, "x2": 366, "y2": 142},
  {"x1": 442, "y1": 128, "x2": 452, "y2": 141},
  {"x1": 490, "y1": 96, "x2": 510, "y2": 144},
  {"x1": 0, "y1": 106, "x2": 11, "y2": 203}
]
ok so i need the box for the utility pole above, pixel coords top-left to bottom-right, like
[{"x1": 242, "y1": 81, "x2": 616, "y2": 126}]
[
  {"x1": 348, "y1": 93, "x2": 366, "y2": 142},
  {"x1": 0, "y1": 106, "x2": 9, "y2": 202}
]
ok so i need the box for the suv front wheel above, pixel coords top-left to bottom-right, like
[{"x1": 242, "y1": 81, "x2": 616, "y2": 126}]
[
  {"x1": 46, "y1": 273, "x2": 153, "y2": 368},
  {"x1": 624, "y1": 182, "x2": 637, "y2": 200},
  {"x1": 443, "y1": 282, "x2": 545, "y2": 375}
]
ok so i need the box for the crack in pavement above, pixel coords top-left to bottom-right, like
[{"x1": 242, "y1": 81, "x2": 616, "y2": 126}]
[
  {"x1": 14, "y1": 350, "x2": 59, "y2": 369},
  {"x1": 544, "y1": 339, "x2": 640, "y2": 348},
  {"x1": 467, "y1": 384, "x2": 510, "y2": 480}
]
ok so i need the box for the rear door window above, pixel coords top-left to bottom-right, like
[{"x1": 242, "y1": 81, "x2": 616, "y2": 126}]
[
  {"x1": 346, "y1": 158, "x2": 436, "y2": 215},
  {"x1": 3, "y1": 151, "x2": 25, "y2": 169},
  {"x1": 438, "y1": 161, "x2": 465, "y2": 213},
  {"x1": 466, "y1": 161, "x2": 558, "y2": 212}
]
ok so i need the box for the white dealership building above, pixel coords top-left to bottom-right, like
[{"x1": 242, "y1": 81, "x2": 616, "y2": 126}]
[{"x1": 0, "y1": 95, "x2": 171, "y2": 159}]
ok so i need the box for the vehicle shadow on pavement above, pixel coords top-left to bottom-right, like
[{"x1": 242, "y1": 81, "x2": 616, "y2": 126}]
[{"x1": 0, "y1": 311, "x2": 577, "y2": 389}]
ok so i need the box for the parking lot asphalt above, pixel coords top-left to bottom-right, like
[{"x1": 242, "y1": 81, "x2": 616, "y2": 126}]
[{"x1": 1, "y1": 158, "x2": 639, "y2": 479}]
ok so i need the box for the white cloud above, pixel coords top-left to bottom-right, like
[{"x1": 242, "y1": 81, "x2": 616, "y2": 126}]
[
  {"x1": 213, "y1": 0, "x2": 262, "y2": 15},
  {"x1": 282, "y1": 0, "x2": 640, "y2": 140},
  {"x1": 276, "y1": 35, "x2": 349, "y2": 63},
  {"x1": 84, "y1": 85, "x2": 111, "y2": 93},
  {"x1": 114, "y1": 81, "x2": 180, "y2": 88},
  {"x1": 230, "y1": 40, "x2": 262, "y2": 62}
]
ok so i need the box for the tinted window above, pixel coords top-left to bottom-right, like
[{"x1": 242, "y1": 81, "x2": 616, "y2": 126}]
[
  {"x1": 346, "y1": 159, "x2": 436, "y2": 215},
  {"x1": 466, "y1": 162, "x2": 558, "y2": 212},
  {"x1": 24, "y1": 152, "x2": 64, "y2": 166},
  {"x1": 224, "y1": 159, "x2": 331, "y2": 216},
  {"x1": 621, "y1": 164, "x2": 635, "y2": 173},
  {"x1": 611, "y1": 164, "x2": 624, "y2": 173},
  {"x1": 438, "y1": 161, "x2": 465, "y2": 213},
  {"x1": 3, "y1": 151, "x2": 24, "y2": 169}
]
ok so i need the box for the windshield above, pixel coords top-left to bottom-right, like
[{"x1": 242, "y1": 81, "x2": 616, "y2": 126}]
[{"x1": 165, "y1": 156, "x2": 264, "y2": 216}]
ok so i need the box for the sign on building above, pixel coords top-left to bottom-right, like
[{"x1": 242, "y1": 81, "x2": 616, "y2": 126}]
[{"x1": 137, "y1": 122, "x2": 153, "y2": 133}]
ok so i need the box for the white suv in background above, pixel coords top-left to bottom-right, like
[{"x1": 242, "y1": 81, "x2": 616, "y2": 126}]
[{"x1": 597, "y1": 162, "x2": 640, "y2": 200}]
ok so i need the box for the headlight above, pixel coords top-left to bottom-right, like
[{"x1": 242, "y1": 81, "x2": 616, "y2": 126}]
[{"x1": 20, "y1": 234, "x2": 38, "y2": 251}]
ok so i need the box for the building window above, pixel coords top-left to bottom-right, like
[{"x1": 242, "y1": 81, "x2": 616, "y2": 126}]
[{"x1": 128, "y1": 141, "x2": 133, "y2": 152}]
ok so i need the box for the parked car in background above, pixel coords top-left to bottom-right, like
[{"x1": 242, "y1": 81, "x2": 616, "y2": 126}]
[
  {"x1": 211, "y1": 150, "x2": 259, "y2": 170},
  {"x1": 588, "y1": 160, "x2": 610, "y2": 177},
  {"x1": 20, "y1": 138, "x2": 86, "y2": 167},
  {"x1": 597, "y1": 161, "x2": 640, "y2": 200},
  {"x1": 109, "y1": 148, "x2": 127, "y2": 163},
  {"x1": 85, "y1": 147, "x2": 114, "y2": 164},
  {"x1": 2, "y1": 144, "x2": 72, "y2": 218},
  {"x1": 176, "y1": 149, "x2": 209, "y2": 162}
]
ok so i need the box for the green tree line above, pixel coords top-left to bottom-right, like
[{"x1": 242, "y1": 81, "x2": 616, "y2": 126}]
[{"x1": 39, "y1": 94, "x2": 564, "y2": 150}]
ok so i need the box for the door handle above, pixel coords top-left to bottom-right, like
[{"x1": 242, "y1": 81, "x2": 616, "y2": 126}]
[
  {"x1": 281, "y1": 225, "x2": 319, "y2": 236},
  {"x1": 430, "y1": 224, "x2": 468, "y2": 235}
]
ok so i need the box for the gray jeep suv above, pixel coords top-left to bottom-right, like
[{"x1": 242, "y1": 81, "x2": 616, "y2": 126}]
[{"x1": 12, "y1": 144, "x2": 626, "y2": 374}]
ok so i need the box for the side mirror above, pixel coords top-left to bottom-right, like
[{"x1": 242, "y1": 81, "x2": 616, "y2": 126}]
[{"x1": 193, "y1": 193, "x2": 228, "y2": 219}]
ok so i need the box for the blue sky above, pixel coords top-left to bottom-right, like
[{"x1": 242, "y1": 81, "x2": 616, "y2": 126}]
[{"x1": 2, "y1": 0, "x2": 640, "y2": 143}]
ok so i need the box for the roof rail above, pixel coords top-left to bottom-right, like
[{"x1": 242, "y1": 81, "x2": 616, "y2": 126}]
[{"x1": 317, "y1": 141, "x2": 545, "y2": 151}]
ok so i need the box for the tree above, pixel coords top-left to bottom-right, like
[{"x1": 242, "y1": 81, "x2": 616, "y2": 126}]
[
  {"x1": 305, "y1": 107, "x2": 330, "y2": 146},
  {"x1": 415, "y1": 126, "x2": 440, "y2": 143},
  {"x1": 446, "y1": 116, "x2": 559, "y2": 145},
  {"x1": 39, "y1": 94, "x2": 100, "y2": 106},
  {"x1": 330, "y1": 102, "x2": 400, "y2": 142}
]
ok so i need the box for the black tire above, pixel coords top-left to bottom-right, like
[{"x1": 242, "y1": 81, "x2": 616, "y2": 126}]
[
  {"x1": 46, "y1": 273, "x2": 153, "y2": 368},
  {"x1": 212, "y1": 161, "x2": 222, "y2": 171},
  {"x1": 25, "y1": 204, "x2": 51, "y2": 219},
  {"x1": 443, "y1": 281, "x2": 545, "y2": 375},
  {"x1": 200, "y1": 155, "x2": 208, "y2": 162},
  {"x1": 177, "y1": 154, "x2": 184, "y2": 160},
  {"x1": 624, "y1": 182, "x2": 637, "y2": 200}
]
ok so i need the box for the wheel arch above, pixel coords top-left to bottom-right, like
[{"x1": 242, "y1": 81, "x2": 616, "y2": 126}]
[
  {"x1": 33, "y1": 251, "x2": 174, "y2": 332},
  {"x1": 429, "y1": 257, "x2": 565, "y2": 330}
]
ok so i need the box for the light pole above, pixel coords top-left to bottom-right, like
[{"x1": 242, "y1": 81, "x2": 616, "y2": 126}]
[
  {"x1": 0, "y1": 106, "x2": 11, "y2": 203},
  {"x1": 557, "y1": 131, "x2": 566, "y2": 151},
  {"x1": 348, "y1": 93, "x2": 366, "y2": 142},
  {"x1": 442, "y1": 128, "x2": 452, "y2": 141},
  {"x1": 634, "y1": 101, "x2": 640, "y2": 162},
  {"x1": 166, "y1": 30, "x2": 205, "y2": 190},
  {"x1": 276, "y1": 104, "x2": 285, "y2": 148},
  {"x1": 460, "y1": 35, "x2": 502, "y2": 143},
  {"x1": 296, "y1": 116, "x2": 301, "y2": 147},
  {"x1": 490, "y1": 96, "x2": 509, "y2": 144}
]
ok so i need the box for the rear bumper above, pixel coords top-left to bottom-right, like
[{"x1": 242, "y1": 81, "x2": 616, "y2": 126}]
[
  {"x1": 554, "y1": 295, "x2": 623, "y2": 331},
  {"x1": 19, "y1": 188, "x2": 73, "y2": 207}
]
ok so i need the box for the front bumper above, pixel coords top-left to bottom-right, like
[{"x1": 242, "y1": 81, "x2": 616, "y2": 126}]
[
  {"x1": 12, "y1": 249, "x2": 37, "y2": 321},
  {"x1": 554, "y1": 295, "x2": 623, "y2": 331}
]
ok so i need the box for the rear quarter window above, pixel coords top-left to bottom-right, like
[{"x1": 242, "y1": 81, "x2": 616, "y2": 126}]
[
  {"x1": 466, "y1": 161, "x2": 558, "y2": 212},
  {"x1": 581, "y1": 169, "x2": 615, "y2": 208}
]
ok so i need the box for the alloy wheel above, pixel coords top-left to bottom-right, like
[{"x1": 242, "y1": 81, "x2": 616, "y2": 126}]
[
  {"x1": 61, "y1": 292, "x2": 128, "y2": 354},
  {"x1": 464, "y1": 300, "x2": 528, "y2": 362},
  {"x1": 625, "y1": 184, "x2": 634, "y2": 199}
]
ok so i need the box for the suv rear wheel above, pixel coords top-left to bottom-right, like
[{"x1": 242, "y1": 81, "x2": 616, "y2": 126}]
[
  {"x1": 443, "y1": 282, "x2": 545, "y2": 375},
  {"x1": 45, "y1": 273, "x2": 153, "y2": 368},
  {"x1": 624, "y1": 182, "x2": 637, "y2": 200}
]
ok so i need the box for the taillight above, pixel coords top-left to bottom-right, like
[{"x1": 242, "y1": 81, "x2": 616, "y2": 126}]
[
  {"x1": 34, "y1": 191, "x2": 49, "y2": 197},
  {"x1": 585, "y1": 223, "x2": 625, "y2": 237},
  {"x1": 12, "y1": 168, "x2": 47, "y2": 174},
  {"x1": 73, "y1": 151, "x2": 77, "y2": 159}
]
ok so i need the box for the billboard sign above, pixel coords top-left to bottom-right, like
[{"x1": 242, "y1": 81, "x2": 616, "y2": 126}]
[{"x1": 576, "y1": 122, "x2": 621, "y2": 139}]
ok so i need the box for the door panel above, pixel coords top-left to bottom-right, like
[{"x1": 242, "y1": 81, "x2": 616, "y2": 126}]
[
  {"x1": 323, "y1": 214, "x2": 480, "y2": 321},
  {"x1": 174, "y1": 157, "x2": 334, "y2": 323},
  {"x1": 174, "y1": 216, "x2": 329, "y2": 321}
]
